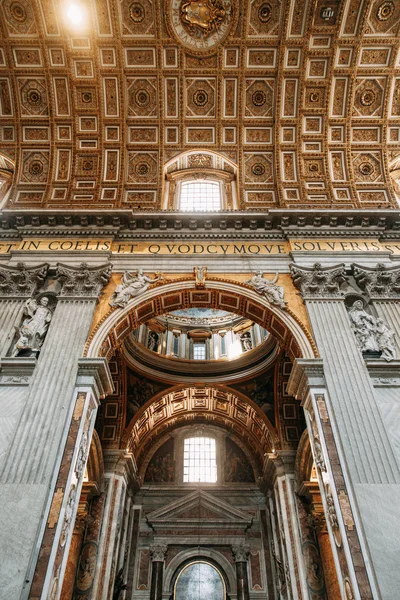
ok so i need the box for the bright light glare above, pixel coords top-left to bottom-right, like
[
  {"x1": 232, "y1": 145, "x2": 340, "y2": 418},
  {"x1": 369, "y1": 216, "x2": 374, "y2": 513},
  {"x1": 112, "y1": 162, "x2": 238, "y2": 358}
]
[
  {"x1": 65, "y1": 2, "x2": 87, "y2": 29},
  {"x1": 228, "y1": 339, "x2": 242, "y2": 359},
  {"x1": 183, "y1": 437, "x2": 217, "y2": 483}
]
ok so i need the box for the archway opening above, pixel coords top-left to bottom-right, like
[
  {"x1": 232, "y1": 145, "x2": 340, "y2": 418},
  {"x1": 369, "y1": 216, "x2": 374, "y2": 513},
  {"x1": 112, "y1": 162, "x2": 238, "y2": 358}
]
[{"x1": 174, "y1": 561, "x2": 225, "y2": 600}]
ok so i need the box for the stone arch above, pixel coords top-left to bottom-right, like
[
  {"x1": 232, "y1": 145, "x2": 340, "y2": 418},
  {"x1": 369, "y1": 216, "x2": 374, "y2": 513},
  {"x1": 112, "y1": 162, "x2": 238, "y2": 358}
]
[
  {"x1": 85, "y1": 429, "x2": 104, "y2": 495},
  {"x1": 164, "y1": 548, "x2": 236, "y2": 595},
  {"x1": 0, "y1": 152, "x2": 15, "y2": 209},
  {"x1": 122, "y1": 384, "x2": 279, "y2": 475},
  {"x1": 85, "y1": 278, "x2": 317, "y2": 363},
  {"x1": 295, "y1": 429, "x2": 316, "y2": 491}
]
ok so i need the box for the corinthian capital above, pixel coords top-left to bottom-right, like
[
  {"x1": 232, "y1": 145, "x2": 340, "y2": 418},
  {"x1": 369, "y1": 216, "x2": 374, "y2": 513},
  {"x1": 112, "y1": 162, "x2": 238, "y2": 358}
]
[
  {"x1": 232, "y1": 545, "x2": 250, "y2": 563},
  {"x1": 290, "y1": 262, "x2": 347, "y2": 299},
  {"x1": 56, "y1": 263, "x2": 112, "y2": 298},
  {"x1": 0, "y1": 262, "x2": 48, "y2": 297},
  {"x1": 150, "y1": 545, "x2": 168, "y2": 562},
  {"x1": 352, "y1": 263, "x2": 400, "y2": 299}
]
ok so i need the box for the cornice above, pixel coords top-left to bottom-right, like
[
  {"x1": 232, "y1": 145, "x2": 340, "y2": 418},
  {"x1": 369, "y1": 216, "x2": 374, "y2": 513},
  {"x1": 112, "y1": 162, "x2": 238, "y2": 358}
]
[
  {"x1": 287, "y1": 359, "x2": 325, "y2": 400},
  {"x1": 0, "y1": 209, "x2": 399, "y2": 239}
]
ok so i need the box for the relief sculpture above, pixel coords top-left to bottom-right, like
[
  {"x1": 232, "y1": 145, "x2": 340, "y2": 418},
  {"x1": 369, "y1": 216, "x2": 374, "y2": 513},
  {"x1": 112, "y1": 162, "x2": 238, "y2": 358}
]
[
  {"x1": 110, "y1": 269, "x2": 163, "y2": 308},
  {"x1": 247, "y1": 272, "x2": 286, "y2": 308},
  {"x1": 181, "y1": 0, "x2": 227, "y2": 36}
]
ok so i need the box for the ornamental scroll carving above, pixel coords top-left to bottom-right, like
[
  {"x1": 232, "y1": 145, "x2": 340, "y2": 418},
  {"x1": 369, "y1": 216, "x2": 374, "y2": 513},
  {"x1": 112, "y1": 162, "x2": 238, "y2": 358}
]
[
  {"x1": 247, "y1": 271, "x2": 286, "y2": 308},
  {"x1": 109, "y1": 269, "x2": 163, "y2": 308},
  {"x1": 347, "y1": 300, "x2": 396, "y2": 361},
  {"x1": 290, "y1": 263, "x2": 347, "y2": 299},
  {"x1": 0, "y1": 262, "x2": 48, "y2": 297},
  {"x1": 352, "y1": 263, "x2": 400, "y2": 299},
  {"x1": 56, "y1": 263, "x2": 112, "y2": 298}
]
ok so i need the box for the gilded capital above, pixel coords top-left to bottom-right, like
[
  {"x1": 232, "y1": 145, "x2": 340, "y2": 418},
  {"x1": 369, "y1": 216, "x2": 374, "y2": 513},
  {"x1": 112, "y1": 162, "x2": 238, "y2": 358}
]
[
  {"x1": 0, "y1": 262, "x2": 48, "y2": 298},
  {"x1": 352, "y1": 263, "x2": 400, "y2": 299},
  {"x1": 56, "y1": 262, "x2": 112, "y2": 298},
  {"x1": 290, "y1": 262, "x2": 347, "y2": 299}
]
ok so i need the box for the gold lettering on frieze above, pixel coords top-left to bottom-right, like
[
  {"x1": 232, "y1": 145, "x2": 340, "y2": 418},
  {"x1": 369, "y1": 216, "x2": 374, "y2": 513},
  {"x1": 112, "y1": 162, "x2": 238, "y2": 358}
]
[{"x1": 1, "y1": 238, "x2": 400, "y2": 255}]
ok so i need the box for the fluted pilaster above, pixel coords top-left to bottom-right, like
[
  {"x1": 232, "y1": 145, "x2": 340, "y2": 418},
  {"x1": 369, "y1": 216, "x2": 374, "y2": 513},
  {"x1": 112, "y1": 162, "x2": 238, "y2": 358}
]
[
  {"x1": 0, "y1": 263, "x2": 111, "y2": 600},
  {"x1": 307, "y1": 300, "x2": 399, "y2": 484}
]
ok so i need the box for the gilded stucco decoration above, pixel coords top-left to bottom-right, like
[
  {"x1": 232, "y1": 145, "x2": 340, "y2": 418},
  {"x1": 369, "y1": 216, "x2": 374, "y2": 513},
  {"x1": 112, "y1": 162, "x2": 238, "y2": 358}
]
[
  {"x1": 0, "y1": 0, "x2": 399, "y2": 209},
  {"x1": 167, "y1": 0, "x2": 237, "y2": 53}
]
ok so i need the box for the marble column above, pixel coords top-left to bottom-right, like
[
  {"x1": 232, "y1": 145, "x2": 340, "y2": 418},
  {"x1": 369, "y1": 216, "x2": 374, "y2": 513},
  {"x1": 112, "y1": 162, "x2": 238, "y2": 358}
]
[
  {"x1": 294, "y1": 491, "x2": 327, "y2": 599},
  {"x1": 0, "y1": 263, "x2": 112, "y2": 600},
  {"x1": 73, "y1": 492, "x2": 106, "y2": 599},
  {"x1": 90, "y1": 451, "x2": 137, "y2": 600},
  {"x1": 265, "y1": 451, "x2": 308, "y2": 600},
  {"x1": 60, "y1": 510, "x2": 88, "y2": 600},
  {"x1": 149, "y1": 545, "x2": 167, "y2": 600},
  {"x1": 300, "y1": 480, "x2": 340, "y2": 600},
  {"x1": 232, "y1": 545, "x2": 250, "y2": 600},
  {"x1": 314, "y1": 517, "x2": 341, "y2": 600},
  {"x1": 290, "y1": 262, "x2": 400, "y2": 600}
]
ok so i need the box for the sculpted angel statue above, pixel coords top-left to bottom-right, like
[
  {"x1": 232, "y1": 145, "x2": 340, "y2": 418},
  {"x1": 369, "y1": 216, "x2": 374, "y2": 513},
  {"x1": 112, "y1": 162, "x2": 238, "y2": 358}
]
[
  {"x1": 110, "y1": 269, "x2": 162, "y2": 308},
  {"x1": 12, "y1": 295, "x2": 53, "y2": 356},
  {"x1": 247, "y1": 271, "x2": 286, "y2": 308}
]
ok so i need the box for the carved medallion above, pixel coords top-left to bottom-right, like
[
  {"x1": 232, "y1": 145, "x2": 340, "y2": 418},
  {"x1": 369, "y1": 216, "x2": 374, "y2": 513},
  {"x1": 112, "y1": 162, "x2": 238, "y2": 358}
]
[{"x1": 168, "y1": 0, "x2": 236, "y2": 54}]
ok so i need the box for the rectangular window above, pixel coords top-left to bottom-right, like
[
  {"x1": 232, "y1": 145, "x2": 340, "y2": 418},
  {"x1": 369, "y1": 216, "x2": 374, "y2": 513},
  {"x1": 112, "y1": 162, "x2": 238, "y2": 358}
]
[
  {"x1": 193, "y1": 342, "x2": 206, "y2": 360},
  {"x1": 183, "y1": 437, "x2": 217, "y2": 483},
  {"x1": 180, "y1": 180, "x2": 221, "y2": 212},
  {"x1": 220, "y1": 336, "x2": 226, "y2": 356}
]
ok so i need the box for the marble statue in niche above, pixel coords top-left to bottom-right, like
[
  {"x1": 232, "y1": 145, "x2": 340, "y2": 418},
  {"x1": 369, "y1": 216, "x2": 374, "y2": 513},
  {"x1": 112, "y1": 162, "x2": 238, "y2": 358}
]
[
  {"x1": 109, "y1": 269, "x2": 162, "y2": 308},
  {"x1": 347, "y1": 299, "x2": 396, "y2": 361},
  {"x1": 12, "y1": 295, "x2": 55, "y2": 357},
  {"x1": 147, "y1": 331, "x2": 160, "y2": 352},
  {"x1": 239, "y1": 331, "x2": 252, "y2": 352},
  {"x1": 247, "y1": 272, "x2": 286, "y2": 308}
]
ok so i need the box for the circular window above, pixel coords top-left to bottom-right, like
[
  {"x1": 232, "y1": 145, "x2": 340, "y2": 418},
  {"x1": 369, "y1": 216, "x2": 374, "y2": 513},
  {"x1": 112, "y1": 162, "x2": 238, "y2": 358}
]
[{"x1": 175, "y1": 561, "x2": 225, "y2": 599}]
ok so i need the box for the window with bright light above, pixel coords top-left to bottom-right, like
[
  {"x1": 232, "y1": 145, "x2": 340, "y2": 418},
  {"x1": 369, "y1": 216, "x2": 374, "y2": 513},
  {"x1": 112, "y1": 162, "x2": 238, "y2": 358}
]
[
  {"x1": 183, "y1": 437, "x2": 217, "y2": 483},
  {"x1": 193, "y1": 343, "x2": 206, "y2": 360},
  {"x1": 180, "y1": 180, "x2": 221, "y2": 212}
]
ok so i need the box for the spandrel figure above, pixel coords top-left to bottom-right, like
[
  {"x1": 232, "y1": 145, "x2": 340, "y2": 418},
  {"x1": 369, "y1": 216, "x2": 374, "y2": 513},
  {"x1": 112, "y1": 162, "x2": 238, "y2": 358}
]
[
  {"x1": 110, "y1": 269, "x2": 161, "y2": 308},
  {"x1": 247, "y1": 271, "x2": 286, "y2": 308}
]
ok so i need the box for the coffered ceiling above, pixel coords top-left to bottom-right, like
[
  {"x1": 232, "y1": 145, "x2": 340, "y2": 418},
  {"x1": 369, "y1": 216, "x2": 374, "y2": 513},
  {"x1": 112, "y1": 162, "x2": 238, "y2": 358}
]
[{"x1": 0, "y1": 0, "x2": 400, "y2": 210}]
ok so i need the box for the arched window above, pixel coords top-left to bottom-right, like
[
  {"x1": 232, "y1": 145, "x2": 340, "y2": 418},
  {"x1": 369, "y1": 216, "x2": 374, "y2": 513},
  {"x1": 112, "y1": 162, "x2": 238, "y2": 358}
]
[
  {"x1": 183, "y1": 437, "x2": 217, "y2": 483},
  {"x1": 164, "y1": 154, "x2": 237, "y2": 210},
  {"x1": 180, "y1": 180, "x2": 221, "y2": 212},
  {"x1": 175, "y1": 562, "x2": 225, "y2": 600}
]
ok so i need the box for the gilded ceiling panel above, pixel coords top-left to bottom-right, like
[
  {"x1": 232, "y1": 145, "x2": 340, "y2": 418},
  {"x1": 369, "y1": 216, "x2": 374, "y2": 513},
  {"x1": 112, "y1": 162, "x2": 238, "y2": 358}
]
[{"x1": 0, "y1": 0, "x2": 399, "y2": 210}]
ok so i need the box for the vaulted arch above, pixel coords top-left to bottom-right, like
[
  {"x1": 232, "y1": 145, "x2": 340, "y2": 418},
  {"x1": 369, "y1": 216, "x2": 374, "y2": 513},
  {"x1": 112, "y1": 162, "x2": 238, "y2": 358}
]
[{"x1": 85, "y1": 278, "x2": 317, "y2": 362}]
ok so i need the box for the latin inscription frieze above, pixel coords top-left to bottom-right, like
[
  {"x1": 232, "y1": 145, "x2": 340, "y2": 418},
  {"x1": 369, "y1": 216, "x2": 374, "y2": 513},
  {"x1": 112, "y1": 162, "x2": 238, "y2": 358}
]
[{"x1": 1, "y1": 238, "x2": 400, "y2": 255}]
